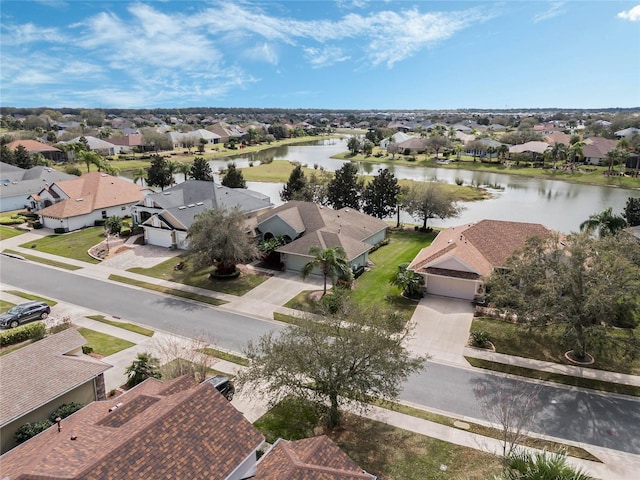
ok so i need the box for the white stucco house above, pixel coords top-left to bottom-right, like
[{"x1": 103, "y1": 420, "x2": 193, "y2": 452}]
[
  {"x1": 132, "y1": 180, "x2": 273, "y2": 249},
  {"x1": 408, "y1": 220, "x2": 552, "y2": 301},
  {"x1": 32, "y1": 172, "x2": 148, "y2": 231},
  {"x1": 255, "y1": 201, "x2": 388, "y2": 274}
]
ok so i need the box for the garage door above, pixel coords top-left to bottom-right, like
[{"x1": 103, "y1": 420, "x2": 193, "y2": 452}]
[
  {"x1": 146, "y1": 228, "x2": 172, "y2": 248},
  {"x1": 426, "y1": 275, "x2": 476, "y2": 300}
]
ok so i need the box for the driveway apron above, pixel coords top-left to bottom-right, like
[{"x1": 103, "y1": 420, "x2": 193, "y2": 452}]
[{"x1": 407, "y1": 295, "x2": 474, "y2": 365}]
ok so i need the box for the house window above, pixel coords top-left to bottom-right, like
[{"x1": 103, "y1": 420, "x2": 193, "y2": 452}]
[
  {"x1": 121, "y1": 206, "x2": 126, "y2": 211},
  {"x1": 101, "y1": 211, "x2": 107, "y2": 219}
]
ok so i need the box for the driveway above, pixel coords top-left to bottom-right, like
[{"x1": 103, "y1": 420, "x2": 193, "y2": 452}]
[{"x1": 406, "y1": 295, "x2": 474, "y2": 365}]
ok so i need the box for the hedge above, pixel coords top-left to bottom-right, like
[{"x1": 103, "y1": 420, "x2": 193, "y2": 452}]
[
  {"x1": 94, "y1": 219, "x2": 106, "y2": 227},
  {"x1": 0, "y1": 321, "x2": 46, "y2": 347},
  {"x1": 54, "y1": 227, "x2": 67, "y2": 234}
]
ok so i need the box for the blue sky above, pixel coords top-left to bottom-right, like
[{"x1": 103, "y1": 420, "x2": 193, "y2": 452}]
[{"x1": 1, "y1": 1, "x2": 639, "y2": 109}]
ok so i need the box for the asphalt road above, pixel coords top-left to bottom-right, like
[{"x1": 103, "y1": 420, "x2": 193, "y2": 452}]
[{"x1": 2, "y1": 257, "x2": 639, "y2": 455}]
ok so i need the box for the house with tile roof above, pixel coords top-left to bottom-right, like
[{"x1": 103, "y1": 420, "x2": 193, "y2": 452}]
[
  {"x1": 33, "y1": 172, "x2": 148, "y2": 231},
  {"x1": 133, "y1": 180, "x2": 273, "y2": 249},
  {"x1": 0, "y1": 329, "x2": 111, "y2": 454},
  {"x1": 255, "y1": 201, "x2": 388, "y2": 274},
  {"x1": 165, "y1": 129, "x2": 221, "y2": 149},
  {"x1": 7, "y1": 139, "x2": 66, "y2": 162},
  {"x1": 0, "y1": 161, "x2": 76, "y2": 212},
  {"x1": 582, "y1": 136, "x2": 619, "y2": 166},
  {"x1": 254, "y1": 436, "x2": 376, "y2": 479},
  {"x1": 408, "y1": 220, "x2": 551, "y2": 301},
  {"x1": 0, "y1": 375, "x2": 263, "y2": 479}
]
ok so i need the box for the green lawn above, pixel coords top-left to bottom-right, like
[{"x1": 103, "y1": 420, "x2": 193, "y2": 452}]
[
  {"x1": 85, "y1": 314, "x2": 154, "y2": 337},
  {"x1": 0, "y1": 226, "x2": 24, "y2": 240},
  {"x1": 0, "y1": 300, "x2": 16, "y2": 312},
  {"x1": 254, "y1": 398, "x2": 502, "y2": 480},
  {"x1": 77, "y1": 327, "x2": 134, "y2": 356},
  {"x1": 20, "y1": 227, "x2": 104, "y2": 264},
  {"x1": 284, "y1": 229, "x2": 434, "y2": 328},
  {"x1": 108, "y1": 274, "x2": 227, "y2": 306},
  {"x1": 3, "y1": 249, "x2": 82, "y2": 270},
  {"x1": 128, "y1": 255, "x2": 269, "y2": 296},
  {"x1": 4, "y1": 290, "x2": 57, "y2": 306},
  {"x1": 471, "y1": 317, "x2": 640, "y2": 376}
]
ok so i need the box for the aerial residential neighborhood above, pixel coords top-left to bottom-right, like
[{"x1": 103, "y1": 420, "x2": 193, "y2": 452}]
[{"x1": 1, "y1": 1, "x2": 640, "y2": 480}]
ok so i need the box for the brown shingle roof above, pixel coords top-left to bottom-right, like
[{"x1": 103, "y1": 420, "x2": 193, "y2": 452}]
[
  {"x1": 0, "y1": 376, "x2": 265, "y2": 480},
  {"x1": 36, "y1": 172, "x2": 146, "y2": 219},
  {"x1": 0, "y1": 329, "x2": 111, "y2": 427},
  {"x1": 409, "y1": 220, "x2": 551, "y2": 278},
  {"x1": 255, "y1": 436, "x2": 376, "y2": 479},
  {"x1": 257, "y1": 201, "x2": 388, "y2": 261},
  {"x1": 7, "y1": 139, "x2": 61, "y2": 153}
]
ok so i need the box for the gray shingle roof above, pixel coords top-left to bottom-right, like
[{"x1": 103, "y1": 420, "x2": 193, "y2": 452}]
[
  {"x1": 0, "y1": 329, "x2": 111, "y2": 427},
  {"x1": 0, "y1": 163, "x2": 76, "y2": 200}
]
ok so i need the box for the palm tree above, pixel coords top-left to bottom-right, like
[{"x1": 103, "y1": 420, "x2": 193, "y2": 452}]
[
  {"x1": 391, "y1": 263, "x2": 423, "y2": 299},
  {"x1": 498, "y1": 144, "x2": 509, "y2": 164},
  {"x1": 133, "y1": 167, "x2": 147, "y2": 186},
  {"x1": 176, "y1": 161, "x2": 191, "y2": 181},
  {"x1": 302, "y1": 246, "x2": 350, "y2": 296},
  {"x1": 497, "y1": 449, "x2": 593, "y2": 480},
  {"x1": 166, "y1": 160, "x2": 180, "y2": 186},
  {"x1": 77, "y1": 150, "x2": 102, "y2": 173},
  {"x1": 550, "y1": 143, "x2": 567, "y2": 170},
  {"x1": 579, "y1": 207, "x2": 627, "y2": 238},
  {"x1": 568, "y1": 141, "x2": 585, "y2": 169}
]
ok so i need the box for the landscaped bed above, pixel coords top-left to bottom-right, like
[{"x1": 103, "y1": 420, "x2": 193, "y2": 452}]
[{"x1": 128, "y1": 256, "x2": 269, "y2": 296}]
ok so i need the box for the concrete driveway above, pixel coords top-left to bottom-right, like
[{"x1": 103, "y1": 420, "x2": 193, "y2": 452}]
[{"x1": 406, "y1": 295, "x2": 475, "y2": 365}]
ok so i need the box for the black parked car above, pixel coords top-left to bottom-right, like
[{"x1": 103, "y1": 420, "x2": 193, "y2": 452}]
[
  {"x1": 0, "y1": 301, "x2": 51, "y2": 329},
  {"x1": 205, "y1": 375, "x2": 235, "y2": 401}
]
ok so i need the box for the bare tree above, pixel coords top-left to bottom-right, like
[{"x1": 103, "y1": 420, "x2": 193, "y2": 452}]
[
  {"x1": 152, "y1": 332, "x2": 218, "y2": 382},
  {"x1": 474, "y1": 379, "x2": 541, "y2": 461}
]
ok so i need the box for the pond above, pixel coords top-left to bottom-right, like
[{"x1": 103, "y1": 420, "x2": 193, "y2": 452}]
[{"x1": 121, "y1": 137, "x2": 640, "y2": 233}]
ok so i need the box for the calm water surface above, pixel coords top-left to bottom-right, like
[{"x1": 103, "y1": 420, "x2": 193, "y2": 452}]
[{"x1": 123, "y1": 137, "x2": 640, "y2": 233}]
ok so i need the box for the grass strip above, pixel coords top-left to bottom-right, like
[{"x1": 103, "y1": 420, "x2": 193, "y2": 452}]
[
  {"x1": 77, "y1": 327, "x2": 135, "y2": 356},
  {"x1": 273, "y1": 311, "x2": 311, "y2": 327},
  {"x1": 0, "y1": 300, "x2": 15, "y2": 311},
  {"x1": 108, "y1": 274, "x2": 226, "y2": 306},
  {"x1": 4, "y1": 290, "x2": 57, "y2": 306},
  {"x1": 198, "y1": 347, "x2": 249, "y2": 367},
  {"x1": 466, "y1": 356, "x2": 640, "y2": 397},
  {"x1": 373, "y1": 399, "x2": 601, "y2": 462},
  {"x1": 85, "y1": 314, "x2": 154, "y2": 337},
  {"x1": 3, "y1": 249, "x2": 82, "y2": 270}
]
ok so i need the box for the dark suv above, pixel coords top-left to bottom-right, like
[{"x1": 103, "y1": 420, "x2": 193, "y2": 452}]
[
  {"x1": 205, "y1": 375, "x2": 235, "y2": 401},
  {"x1": 0, "y1": 301, "x2": 51, "y2": 329}
]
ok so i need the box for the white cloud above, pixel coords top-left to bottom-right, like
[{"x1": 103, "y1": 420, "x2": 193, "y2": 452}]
[
  {"x1": 618, "y1": 4, "x2": 640, "y2": 21},
  {"x1": 304, "y1": 46, "x2": 350, "y2": 68},
  {"x1": 0, "y1": 22, "x2": 66, "y2": 45},
  {"x1": 244, "y1": 42, "x2": 279, "y2": 65},
  {"x1": 533, "y1": 2, "x2": 566, "y2": 23}
]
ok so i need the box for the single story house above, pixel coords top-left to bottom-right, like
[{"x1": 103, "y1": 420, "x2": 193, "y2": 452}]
[
  {"x1": 0, "y1": 329, "x2": 110, "y2": 454},
  {"x1": 408, "y1": 219, "x2": 551, "y2": 301},
  {"x1": 255, "y1": 201, "x2": 388, "y2": 274},
  {"x1": 615, "y1": 127, "x2": 640, "y2": 139},
  {"x1": 0, "y1": 161, "x2": 76, "y2": 212},
  {"x1": 380, "y1": 132, "x2": 413, "y2": 149},
  {"x1": 33, "y1": 172, "x2": 148, "y2": 231},
  {"x1": 509, "y1": 141, "x2": 550, "y2": 155},
  {"x1": 59, "y1": 136, "x2": 126, "y2": 156},
  {"x1": 133, "y1": 180, "x2": 273, "y2": 249},
  {"x1": 7, "y1": 139, "x2": 66, "y2": 163},
  {"x1": 165, "y1": 129, "x2": 221, "y2": 149},
  {"x1": 582, "y1": 137, "x2": 618, "y2": 166},
  {"x1": 396, "y1": 137, "x2": 428, "y2": 153},
  {"x1": 0, "y1": 375, "x2": 374, "y2": 480}
]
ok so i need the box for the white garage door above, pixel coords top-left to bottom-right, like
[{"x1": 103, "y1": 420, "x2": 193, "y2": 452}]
[
  {"x1": 426, "y1": 275, "x2": 476, "y2": 300},
  {"x1": 146, "y1": 228, "x2": 172, "y2": 248}
]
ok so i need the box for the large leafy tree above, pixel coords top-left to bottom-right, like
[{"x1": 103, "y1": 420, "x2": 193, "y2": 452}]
[
  {"x1": 190, "y1": 156, "x2": 214, "y2": 181},
  {"x1": 487, "y1": 232, "x2": 640, "y2": 360},
  {"x1": 221, "y1": 162, "x2": 247, "y2": 188},
  {"x1": 146, "y1": 156, "x2": 173, "y2": 190},
  {"x1": 579, "y1": 207, "x2": 627, "y2": 238},
  {"x1": 425, "y1": 135, "x2": 450, "y2": 159},
  {"x1": 187, "y1": 208, "x2": 258, "y2": 275},
  {"x1": 237, "y1": 299, "x2": 425, "y2": 429},
  {"x1": 302, "y1": 245, "x2": 350, "y2": 296},
  {"x1": 280, "y1": 164, "x2": 309, "y2": 201},
  {"x1": 403, "y1": 182, "x2": 462, "y2": 230},
  {"x1": 14, "y1": 145, "x2": 34, "y2": 169},
  {"x1": 362, "y1": 168, "x2": 400, "y2": 219},
  {"x1": 327, "y1": 162, "x2": 363, "y2": 210},
  {"x1": 623, "y1": 197, "x2": 640, "y2": 226}
]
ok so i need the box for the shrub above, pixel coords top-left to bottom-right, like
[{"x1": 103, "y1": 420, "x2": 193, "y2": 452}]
[
  {"x1": 455, "y1": 177, "x2": 464, "y2": 186},
  {"x1": 64, "y1": 165, "x2": 83, "y2": 176},
  {"x1": 0, "y1": 322, "x2": 46, "y2": 347},
  {"x1": 120, "y1": 227, "x2": 131, "y2": 237},
  {"x1": 94, "y1": 219, "x2": 106, "y2": 227},
  {"x1": 49, "y1": 402, "x2": 84, "y2": 422},
  {"x1": 33, "y1": 221, "x2": 43, "y2": 229},
  {"x1": 54, "y1": 227, "x2": 66, "y2": 234},
  {"x1": 82, "y1": 345, "x2": 94, "y2": 355},
  {"x1": 470, "y1": 330, "x2": 491, "y2": 348},
  {"x1": 14, "y1": 419, "x2": 53, "y2": 444},
  {"x1": 48, "y1": 316, "x2": 72, "y2": 335}
]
